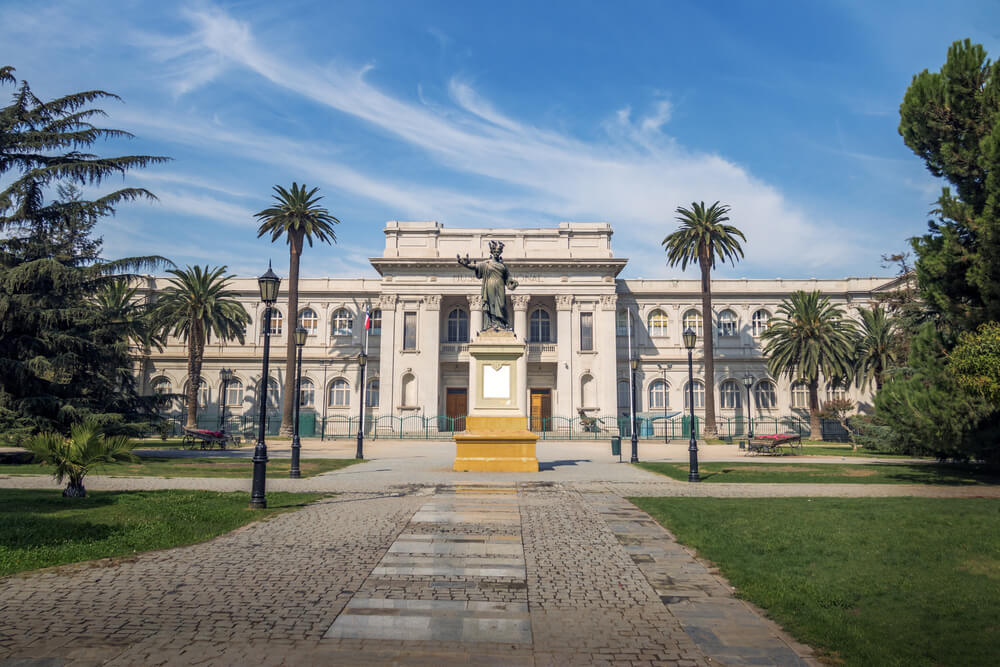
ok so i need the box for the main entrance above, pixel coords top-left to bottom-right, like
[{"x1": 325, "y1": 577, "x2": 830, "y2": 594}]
[
  {"x1": 446, "y1": 388, "x2": 467, "y2": 431},
  {"x1": 530, "y1": 388, "x2": 551, "y2": 431}
]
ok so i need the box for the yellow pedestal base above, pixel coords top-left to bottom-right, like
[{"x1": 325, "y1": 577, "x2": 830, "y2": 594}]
[{"x1": 453, "y1": 416, "x2": 539, "y2": 472}]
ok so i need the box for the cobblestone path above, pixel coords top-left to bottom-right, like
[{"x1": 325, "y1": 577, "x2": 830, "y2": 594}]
[{"x1": 0, "y1": 484, "x2": 817, "y2": 666}]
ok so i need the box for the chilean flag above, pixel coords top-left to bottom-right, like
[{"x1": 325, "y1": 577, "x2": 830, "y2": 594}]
[{"x1": 364, "y1": 307, "x2": 371, "y2": 331}]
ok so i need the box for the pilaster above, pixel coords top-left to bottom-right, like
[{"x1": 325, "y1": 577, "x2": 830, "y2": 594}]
[
  {"x1": 512, "y1": 294, "x2": 530, "y2": 414},
  {"x1": 377, "y1": 294, "x2": 398, "y2": 415},
  {"x1": 555, "y1": 294, "x2": 573, "y2": 417},
  {"x1": 467, "y1": 295, "x2": 484, "y2": 411},
  {"x1": 598, "y1": 294, "x2": 618, "y2": 416},
  {"x1": 421, "y1": 294, "x2": 442, "y2": 415}
]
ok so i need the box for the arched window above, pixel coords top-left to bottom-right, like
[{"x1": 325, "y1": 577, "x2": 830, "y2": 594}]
[
  {"x1": 791, "y1": 382, "x2": 809, "y2": 408},
  {"x1": 225, "y1": 379, "x2": 244, "y2": 406},
  {"x1": 265, "y1": 378, "x2": 280, "y2": 409},
  {"x1": 401, "y1": 373, "x2": 417, "y2": 406},
  {"x1": 826, "y1": 382, "x2": 847, "y2": 403},
  {"x1": 369, "y1": 309, "x2": 382, "y2": 335},
  {"x1": 684, "y1": 380, "x2": 705, "y2": 409},
  {"x1": 331, "y1": 308, "x2": 353, "y2": 336},
  {"x1": 647, "y1": 310, "x2": 669, "y2": 337},
  {"x1": 298, "y1": 308, "x2": 318, "y2": 334},
  {"x1": 648, "y1": 380, "x2": 669, "y2": 409},
  {"x1": 718, "y1": 310, "x2": 737, "y2": 337},
  {"x1": 683, "y1": 310, "x2": 703, "y2": 337},
  {"x1": 447, "y1": 308, "x2": 469, "y2": 342},
  {"x1": 366, "y1": 379, "x2": 380, "y2": 408},
  {"x1": 328, "y1": 378, "x2": 350, "y2": 407},
  {"x1": 755, "y1": 380, "x2": 777, "y2": 409},
  {"x1": 581, "y1": 374, "x2": 596, "y2": 407},
  {"x1": 529, "y1": 309, "x2": 551, "y2": 343},
  {"x1": 298, "y1": 378, "x2": 315, "y2": 407},
  {"x1": 720, "y1": 380, "x2": 741, "y2": 408},
  {"x1": 266, "y1": 309, "x2": 283, "y2": 335},
  {"x1": 617, "y1": 379, "x2": 631, "y2": 412},
  {"x1": 616, "y1": 310, "x2": 629, "y2": 336},
  {"x1": 151, "y1": 377, "x2": 172, "y2": 396},
  {"x1": 752, "y1": 309, "x2": 771, "y2": 337}
]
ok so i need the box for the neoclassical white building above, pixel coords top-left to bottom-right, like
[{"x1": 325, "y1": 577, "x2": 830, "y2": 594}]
[{"x1": 138, "y1": 221, "x2": 892, "y2": 435}]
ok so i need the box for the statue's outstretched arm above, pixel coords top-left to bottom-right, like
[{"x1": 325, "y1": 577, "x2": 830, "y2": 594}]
[{"x1": 456, "y1": 253, "x2": 476, "y2": 272}]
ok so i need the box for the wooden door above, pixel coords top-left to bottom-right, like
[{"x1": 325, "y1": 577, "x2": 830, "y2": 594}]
[
  {"x1": 446, "y1": 388, "x2": 467, "y2": 431},
  {"x1": 530, "y1": 389, "x2": 551, "y2": 431}
]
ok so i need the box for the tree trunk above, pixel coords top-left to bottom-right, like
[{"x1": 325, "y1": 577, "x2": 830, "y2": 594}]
[
  {"x1": 280, "y1": 232, "x2": 304, "y2": 436},
  {"x1": 185, "y1": 319, "x2": 204, "y2": 430},
  {"x1": 63, "y1": 476, "x2": 86, "y2": 498},
  {"x1": 808, "y1": 379, "x2": 821, "y2": 440},
  {"x1": 699, "y1": 255, "x2": 718, "y2": 439}
]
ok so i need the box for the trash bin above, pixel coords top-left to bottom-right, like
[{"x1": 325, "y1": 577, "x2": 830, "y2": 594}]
[{"x1": 611, "y1": 436, "x2": 621, "y2": 456}]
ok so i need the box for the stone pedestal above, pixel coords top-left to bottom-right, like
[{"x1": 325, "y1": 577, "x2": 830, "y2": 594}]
[{"x1": 453, "y1": 329, "x2": 539, "y2": 472}]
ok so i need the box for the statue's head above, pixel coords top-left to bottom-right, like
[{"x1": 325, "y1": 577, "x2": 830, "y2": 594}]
[{"x1": 489, "y1": 240, "x2": 504, "y2": 258}]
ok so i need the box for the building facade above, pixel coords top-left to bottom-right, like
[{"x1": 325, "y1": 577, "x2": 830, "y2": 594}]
[{"x1": 138, "y1": 221, "x2": 892, "y2": 432}]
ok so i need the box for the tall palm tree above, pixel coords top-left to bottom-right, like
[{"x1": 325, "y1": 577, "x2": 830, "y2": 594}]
[
  {"x1": 255, "y1": 183, "x2": 339, "y2": 436},
  {"x1": 761, "y1": 290, "x2": 858, "y2": 439},
  {"x1": 663, "y1": 201, "x2": 745, "y2": 438},
  {"x1": 854, "y1": 305, "x2": 897, "y2": 392},
  {"x1": 151, "y1": 266, "x2": 249, "y2": 429}
]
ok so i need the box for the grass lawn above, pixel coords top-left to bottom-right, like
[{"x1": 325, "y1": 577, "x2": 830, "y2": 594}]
[
  {"x1": 0, "y1": 457, "x2": 360, "y2": 479},
  {"x1": 635, "y1": 461, "x2": 1000, "y2": 485},
  {"x1": 631, "y1": 498, "x2": 1000, "y2": 666},
  {"x1": 0, "y1": 489, "x2": 324, "y2": 577},
  {"x1": 799, "y1": 445, "x2": 925, "y2": 459}
]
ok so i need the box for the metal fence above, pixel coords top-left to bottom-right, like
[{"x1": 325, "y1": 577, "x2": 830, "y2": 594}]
[{"x1": 145, "y1": 413, "x2": 851, "y2": 443}]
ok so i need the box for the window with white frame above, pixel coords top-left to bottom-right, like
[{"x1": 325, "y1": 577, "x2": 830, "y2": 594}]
[
  {"x1": 369, "y1": 309, "x2": 382, "y2": 335},
  {"x1": 647, "y1": 310, "x2": 669, "y2": 337},
  {"x1": 826, "y1": 382, "x2": 847, "y2": 403},
  {"x1": 298, "y1": 378, "x2": 315, "y2": 407},
  {"x1": 791, "y1": 382, "x2": 809, "y2": 408},
  {"x1": 755, "y1": 380, "x2": 777, "y2": 409},
  {"x1": 403, "y1": 312, "x2": 417, "y2": 350},
  {"x1": 331, "y1": 308, "x2": 353, "y2": 336},
  {"x1": 328, "y1": 378, "x2": 350, "y2": 407},
  {"x1": 616, "y1": 310, "x2": 629, "y2": 336},
  {"x1": 298, "y1": 308, "x2": 318, "y2": 334},
  {"x1": 617, "y1": 379, "x2": 631, "y2": 412},
  {"x1": 226, "y1": 379, "x2": 244, "y2": 406},
  {"x1": 683, "y1": 310, "x2": 703, "y2": 337},
  {"x1": 648, "y1": 380, "x2": 669, "y2": 409},
  {"x1": 267, "y1": 309, "x2": 283, "y2": 335},
  {"x1": 720, "y1": 380, "x2": 741, "y2": 408},
  {"x1": 447, "y1": 308, "x2": 469, "y2": 342},
  {"x1": 684, "y1": 380, "x2": 705, "y2": 409},
  {"x1": 752, "y1": 309, "x2": 771, "y2": 337},
  {"x1": 530, "y1": 308, "x2": 551, "y2": 343},
  {"x1": 580, "y1": 312, "x2": 594, "y2": 351},
  {"x1": 151, "y1": 377, "x2": 171, "y2": 396},
  {"x1": 366, "y1": 379, "x2": 379, "y2": 408},
  {"x1": 718, "y1": 310, "x2": 738, "y2": 337}
]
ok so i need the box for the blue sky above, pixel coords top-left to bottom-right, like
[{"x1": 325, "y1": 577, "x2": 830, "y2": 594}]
[{"x1": 2, "y1": 0, "x2": 997, "y2": 279}]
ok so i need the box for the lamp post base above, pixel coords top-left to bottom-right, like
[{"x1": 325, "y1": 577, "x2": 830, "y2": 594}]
[
  {"x1": 249, "y1": 441, "x2": 269, "y2": 509},
  {"x1": 289, "y1": 435, "x2": 301, "y2": 479},
  {"x1": 355, "y1": 431, "x2": 364, "y2": 460}
]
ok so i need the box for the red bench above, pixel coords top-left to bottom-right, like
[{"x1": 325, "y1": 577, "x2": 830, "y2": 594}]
[{"x1": 746, "y1": 433, "x2": 802, "y2": 455}]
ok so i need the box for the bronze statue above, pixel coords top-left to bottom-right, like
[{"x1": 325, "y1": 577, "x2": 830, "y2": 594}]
[{"x1": 458, "y1": 240, "x2": 519, "y2": 330}]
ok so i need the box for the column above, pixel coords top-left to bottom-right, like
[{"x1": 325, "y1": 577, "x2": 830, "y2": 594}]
[
  {"x1": 598, "y1": 294, "x2": 619, "y2": 416},
  {"x1": 512, "y1": 294, "x2": 530, "y2": 413},
  {"x1": 467, "y1": 295, "x2": 483, "y2": 412},
  {"x1": 555, "y1": 295, "x2": 573, "y2": 417},
  {"x1": 420, "y1": 294, "x2": 441, "y2": 415},
  {"x1": 377, "y1": 294, "x2": 397, "y2": 416}
]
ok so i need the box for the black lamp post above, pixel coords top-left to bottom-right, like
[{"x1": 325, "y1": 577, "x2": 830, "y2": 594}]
[
  {"x1": 629, "y1": 357, "x2": 639, "y2": 463},
  {"x1": 356, "y1": 351, "x2": 368, "y2": 459},
  {"x1": 743, "y1": 373, "x2": 755, "y2": 442},
  {"x1": 290, "y1": 326, "x2": 307, "y2": 479},
  {"x1": 219, "y1": 368, "x2": 233, "y2": 431},
  {"x1": 683, "y1": 327, "x2": 700, "y2": 482},
  {"x1": 658, "y1": 364, "x2": 669, "y2": 443},
  {"x1": 250, "y1": 263, "x2": 280, "y2": 509}
]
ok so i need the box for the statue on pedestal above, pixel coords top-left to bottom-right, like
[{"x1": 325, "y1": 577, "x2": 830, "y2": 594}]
[{"x1": 458, "y1": 240, "x2": 519, "y2": 330}]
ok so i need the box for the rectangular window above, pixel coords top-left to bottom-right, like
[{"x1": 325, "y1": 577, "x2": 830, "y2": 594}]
[
  {"x1": 580, "y1": 312, "x2": 594, "y2": 351},
  {"x1": 403, "y1": 311, "x2": 417, "y2": 350}
]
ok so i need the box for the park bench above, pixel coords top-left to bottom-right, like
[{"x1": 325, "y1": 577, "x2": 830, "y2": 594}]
[
  {"x1": 746, "y1": 433, "x2": 802, "y2": 455},
  {"x1": 181, "y1": 428, "x2": 241, "y2": 450}
]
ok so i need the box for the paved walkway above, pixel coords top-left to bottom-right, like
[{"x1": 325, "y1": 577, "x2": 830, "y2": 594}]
[{"x1": 2, "y1": 440, "x2": 995, "y2": 665}]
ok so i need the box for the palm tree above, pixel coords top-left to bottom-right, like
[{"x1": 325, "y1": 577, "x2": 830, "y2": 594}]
[
  {"x1": 93, "y1": 278, "x2": 163, "y2": 351},
  {"x1": 761, "y1": 290, "x2": 858, "y2": 439},
  {"x1": 151, "y1": 266, "x2": 249, "y2": 429},
  {"x1": 663, "y1": 201, "x2": 745, "y2": 438},
  {"x1": 854, "y1": 305, "x2": 897, "y2": 392},
  {"x1": 24, "y1": 418, "x2": 139, "y2": 497},
  {"x1": 255, "y1": 183, "x2": 339, "y2": 436}
]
